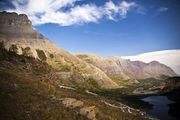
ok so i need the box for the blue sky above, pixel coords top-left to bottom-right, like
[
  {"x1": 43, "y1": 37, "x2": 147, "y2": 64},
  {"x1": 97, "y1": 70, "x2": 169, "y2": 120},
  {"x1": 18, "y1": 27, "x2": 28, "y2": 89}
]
[{"x1": 0, "y1": 0, "x2": 180, "y2": 56}]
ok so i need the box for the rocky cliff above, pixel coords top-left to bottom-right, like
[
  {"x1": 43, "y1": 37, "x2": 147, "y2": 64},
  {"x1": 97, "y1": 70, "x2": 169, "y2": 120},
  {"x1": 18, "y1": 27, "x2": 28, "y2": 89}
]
[
  {"x1": 0, "y1": 11, "x2": 119, "y2": 89},
  {"x1": 76, "y1": 54, "x2": 177, "y2": 80}
]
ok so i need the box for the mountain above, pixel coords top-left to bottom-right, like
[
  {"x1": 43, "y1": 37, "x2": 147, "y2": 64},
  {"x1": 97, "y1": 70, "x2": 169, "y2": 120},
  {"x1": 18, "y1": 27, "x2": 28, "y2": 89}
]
[
  {"x1": 0, "y1": 11, "x2": 119, "y2": 89},
  {"x1": 123, "y1": 50, "x2": 180, "y2": 75},
  {"x1": 1, "y1": 11, "x2": 177, "y2": 89},
  {"x1": 0, "y1": 11, "x2": 155, "y2": 120},
  {"x1": 76, "y1": 54, "x2": 177, "y2": 81}
]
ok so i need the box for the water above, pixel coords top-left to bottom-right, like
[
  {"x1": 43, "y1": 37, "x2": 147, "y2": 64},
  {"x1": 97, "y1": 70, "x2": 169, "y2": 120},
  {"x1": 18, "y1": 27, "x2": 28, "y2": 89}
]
[{"x1": 141, "y1": 96, "x2": 178, "y2": 120}]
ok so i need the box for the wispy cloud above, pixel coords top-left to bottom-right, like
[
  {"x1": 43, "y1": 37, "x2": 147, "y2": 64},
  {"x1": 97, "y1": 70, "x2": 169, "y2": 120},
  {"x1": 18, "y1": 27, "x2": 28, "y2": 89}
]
[
  {"x1": 136, "y1": 5, "x2": 146, "y2": 15},
  {"x1": 158, "y1": 7, "x2": 168, "y2": 12},
  {"x1": 1, "y1": 0, "x2": 142, "y2": 26},
  {"x1": 152, "y1": 6, "x2": 168, "y2": 17}
]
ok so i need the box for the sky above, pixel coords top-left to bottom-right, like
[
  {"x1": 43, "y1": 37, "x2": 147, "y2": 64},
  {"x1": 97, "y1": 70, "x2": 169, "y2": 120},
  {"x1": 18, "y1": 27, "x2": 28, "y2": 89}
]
[{"x1": 0, "y1": 0, "x2": 180, "y2": 57}]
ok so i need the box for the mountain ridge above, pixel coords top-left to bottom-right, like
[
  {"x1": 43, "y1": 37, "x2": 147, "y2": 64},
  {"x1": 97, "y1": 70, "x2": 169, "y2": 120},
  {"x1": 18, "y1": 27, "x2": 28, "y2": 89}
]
[
  {"x1": 123, "y1": 49, "x2": 180, "y2": 75},
  {"x1": 76, "y1": 54, "x2": 177, "y2": 81}
]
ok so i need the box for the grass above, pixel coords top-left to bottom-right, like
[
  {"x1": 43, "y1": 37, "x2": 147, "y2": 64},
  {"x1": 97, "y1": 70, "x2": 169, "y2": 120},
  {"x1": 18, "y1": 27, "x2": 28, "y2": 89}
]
[{"x1": 110, "y1": 75, "x2": 129, "y2": 86}]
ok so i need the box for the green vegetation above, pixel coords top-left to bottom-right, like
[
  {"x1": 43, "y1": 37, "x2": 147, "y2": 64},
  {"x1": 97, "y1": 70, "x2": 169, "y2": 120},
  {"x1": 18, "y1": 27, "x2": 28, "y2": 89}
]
[
  {"x1": 110, "y1": 75, "x2": 138, "y2": 87},
  {"x1": 90, "y1": 86, "x2": 154, "y2": 110},
  {"x1": 58, "y1": 63, "x2": 72, "y2": 72},
  {"x1": 50, "y1": 58, "x2": 103, "y2": 90},
  {"x1": 76, "y1": 54, "x2": 89, "y2": 59},
  {"x1": 159, "y1": 75, "x2": 169, "y2": 80},
  {"x1": 0, "y1": 41, "x2": 4, "y2": 48},
  {"x1": 138, "y1": 78, "x2": 161, "y2": 89},
  {"x1": 162, "y1": 77, "x2": 180, "y2": 92},
  {"x1": 49, "y1": 53, "x2": 54, "y2": 58},
  {"x1": 110, "y1": 76, "x2": 126, "y2": 85}
]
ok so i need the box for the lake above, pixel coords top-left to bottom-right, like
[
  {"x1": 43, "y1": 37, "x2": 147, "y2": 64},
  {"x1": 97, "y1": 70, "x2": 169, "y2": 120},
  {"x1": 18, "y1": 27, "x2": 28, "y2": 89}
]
[{"x1": 141, "y1": 96, "x2": 178, "y2": 120}]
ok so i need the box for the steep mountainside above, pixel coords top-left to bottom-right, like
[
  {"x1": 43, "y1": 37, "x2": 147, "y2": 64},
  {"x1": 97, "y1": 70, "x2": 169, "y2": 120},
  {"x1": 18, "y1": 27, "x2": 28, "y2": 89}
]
[
  {"x1": 76, "y1": 54, "x2": 177, "y2": 80},
  {"x1": 0, "y1": 42, "x2": 154, "y2": 120},
  {"x1": 0, "y1": 11, "x2": 118, "y2": 89}
]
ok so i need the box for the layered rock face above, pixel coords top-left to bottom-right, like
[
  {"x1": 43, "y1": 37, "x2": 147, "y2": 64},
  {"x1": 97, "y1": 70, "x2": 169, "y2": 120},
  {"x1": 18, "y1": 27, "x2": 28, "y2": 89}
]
[
  {"x1": 0, "y1": 11, "x2": 119, "y2": 89},
  {"x1": 0, "y1": 11, "x2": 61, "y2": 58},
  {"x1": 76, "y1": 54, "x2": 177, "y2": 80}
]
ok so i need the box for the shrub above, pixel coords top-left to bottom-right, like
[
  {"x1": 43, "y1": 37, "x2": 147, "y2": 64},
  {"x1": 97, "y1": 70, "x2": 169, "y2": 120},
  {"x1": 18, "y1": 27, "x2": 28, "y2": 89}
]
[
  {"x1": 36, "y1": 49, "x2": 47, "y2": 61},
  {"x1": 49, "y1": 54, "x2": 54, "y2": 58},
  {"x1": 9, "y1": 44, "x2": 18, "y2": 53}
]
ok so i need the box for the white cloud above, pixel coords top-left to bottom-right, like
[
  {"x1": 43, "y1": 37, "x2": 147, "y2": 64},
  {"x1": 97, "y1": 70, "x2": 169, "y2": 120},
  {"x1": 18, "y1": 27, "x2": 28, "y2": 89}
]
[
  {"x1": 104, "y1": 1, "x2": 137, "y2": 20},
  {"x1": 5, "y1": 0, "x2": 139, "y2": 26},
  {"x1": 37, "y1": 4, "x2": 102, "y2": 26},
  {"x1": 118, "y1": 1, "x2": 137, "y2": 17}
]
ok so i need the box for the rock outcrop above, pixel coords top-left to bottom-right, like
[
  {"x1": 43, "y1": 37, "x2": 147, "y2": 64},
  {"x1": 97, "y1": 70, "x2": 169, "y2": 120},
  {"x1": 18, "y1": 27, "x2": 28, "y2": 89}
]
[
  {"x1": 62, "y1": 98, "x2": 96, "y2": 120},
  {"x1": 0, "y1": 11, "x2": 119, "y2": 89}
]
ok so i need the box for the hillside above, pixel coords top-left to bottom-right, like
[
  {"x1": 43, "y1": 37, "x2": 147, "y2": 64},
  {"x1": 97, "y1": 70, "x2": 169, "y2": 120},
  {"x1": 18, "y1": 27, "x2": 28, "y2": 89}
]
[
  {"x1": 0, "y1": 11, "x2": 118, "y2": 89},
  {"x1": 0, "y1": 37, "x2": 154, "y2": 120}
]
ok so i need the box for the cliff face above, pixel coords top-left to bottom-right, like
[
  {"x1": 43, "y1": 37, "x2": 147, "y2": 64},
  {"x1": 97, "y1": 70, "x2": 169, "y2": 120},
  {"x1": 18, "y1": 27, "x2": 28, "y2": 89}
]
[
  {"x1": 0, "y1": 11, "x2": 119, "y2": 89},
  {"x1": 0, "y1": 11, "x2": 62, "y2": 58},
  {"x1": 76, "y1": 54, "x2": 177, "y2": 80}
]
